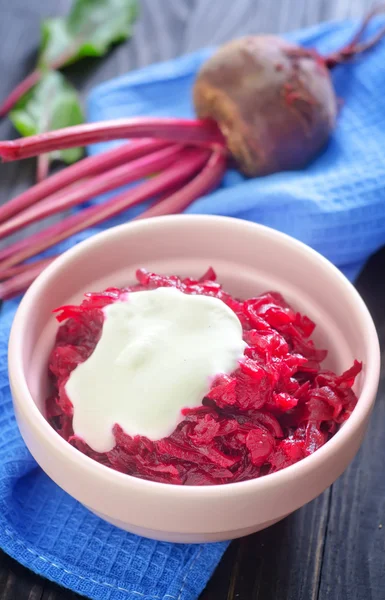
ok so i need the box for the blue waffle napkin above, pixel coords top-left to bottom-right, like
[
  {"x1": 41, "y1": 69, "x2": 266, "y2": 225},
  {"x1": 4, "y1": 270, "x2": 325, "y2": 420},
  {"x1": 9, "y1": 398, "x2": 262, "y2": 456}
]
[{"x1": 1, "y1": 16, "x2": 385, "y2": 600}]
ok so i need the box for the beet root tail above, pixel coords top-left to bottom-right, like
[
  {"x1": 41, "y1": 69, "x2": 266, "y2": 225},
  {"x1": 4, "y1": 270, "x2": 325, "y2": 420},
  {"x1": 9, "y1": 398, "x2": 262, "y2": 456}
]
[{"x1": 325, "y1": 4, "x2": 385, "y2": 68}]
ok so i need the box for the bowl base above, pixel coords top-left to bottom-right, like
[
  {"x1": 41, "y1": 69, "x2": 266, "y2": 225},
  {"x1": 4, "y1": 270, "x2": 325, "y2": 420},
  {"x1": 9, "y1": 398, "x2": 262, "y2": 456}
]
[{"x1": 86, "y1": 506, "x2": 290, "y2": 543}]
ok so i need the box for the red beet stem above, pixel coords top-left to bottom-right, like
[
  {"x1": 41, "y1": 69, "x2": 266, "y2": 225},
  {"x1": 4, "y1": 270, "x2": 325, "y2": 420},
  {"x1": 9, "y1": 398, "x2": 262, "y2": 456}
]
[
  {"x1": 0, "y1": 147, "x2": 210, "y2": 272},
  {"x1": 0, "y1": 70, "x2": 41, "y2": 118},
  {"x1": 36, "y1": 153, "x2": 50, "y2": 183},
  {"x1": 0, "y1": 144, "x2": 183, "y2": 240},
  {"x1": 0, "y1": 257, "x2": 54, "y2": 300},
  {"x1": 325, "y1": 4, "x2": 385, "y2": 68},
  {"x1": 0, "y1": 44, "x2": 89, "y2": 118},
  {"x1": 0, "y1": 139, "x2": 166, "y2": 224},
  {"x1": 0, "y1": 118, "x2": 225, "y2": 162},
  {"x1": 135, "y1": 148, "x2": 227, "y2": 220},
  {"x1": 0, "y1": 256, "x2": 56, "y2": 280}
]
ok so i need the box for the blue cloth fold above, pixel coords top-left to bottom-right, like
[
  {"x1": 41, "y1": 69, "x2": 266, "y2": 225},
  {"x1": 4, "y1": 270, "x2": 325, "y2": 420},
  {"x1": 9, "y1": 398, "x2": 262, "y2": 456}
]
[{"x1": 1, "y1": 16, "x2": 385, "y2": 600}]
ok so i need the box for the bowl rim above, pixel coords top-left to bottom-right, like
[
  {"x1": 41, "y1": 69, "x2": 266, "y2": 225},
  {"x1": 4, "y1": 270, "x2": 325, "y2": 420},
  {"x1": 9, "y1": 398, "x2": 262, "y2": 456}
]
[{"x1": 8, "y1": 215, "x2": 381, "y2": 498}]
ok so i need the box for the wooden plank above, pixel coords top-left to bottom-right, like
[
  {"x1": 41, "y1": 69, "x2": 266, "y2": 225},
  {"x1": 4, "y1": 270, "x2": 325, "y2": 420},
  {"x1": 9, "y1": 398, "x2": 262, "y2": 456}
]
[
  {"x1": 316, "y1": 250, "x2": 385, "y2": 600},
  {"x1": 0, "y1": 552, "x2": 43, "y2": 600},
  {"x1": 201, "y1": 491, "x2": 330, "y2": 600}
]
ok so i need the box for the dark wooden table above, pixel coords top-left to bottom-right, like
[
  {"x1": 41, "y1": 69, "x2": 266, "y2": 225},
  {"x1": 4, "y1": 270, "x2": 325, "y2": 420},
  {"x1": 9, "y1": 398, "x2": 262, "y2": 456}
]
[{"x1": 1, "y1": 0, "x2": 384, "y2": 598}]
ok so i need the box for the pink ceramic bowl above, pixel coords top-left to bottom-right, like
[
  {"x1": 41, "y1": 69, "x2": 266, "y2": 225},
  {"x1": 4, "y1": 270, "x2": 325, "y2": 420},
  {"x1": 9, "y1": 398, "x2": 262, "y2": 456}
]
[{"x1": 8, "y1": 215, "x2": 380, "y2": 543}]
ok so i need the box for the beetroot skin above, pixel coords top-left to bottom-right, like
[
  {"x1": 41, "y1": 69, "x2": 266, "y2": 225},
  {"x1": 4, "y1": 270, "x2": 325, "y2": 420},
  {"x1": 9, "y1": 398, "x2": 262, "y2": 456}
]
[
  {"x1": 193, "y1": 8, "x2": 385, "y2": 177},
  {"x1": 193, "y1": 37, "x2": 337, "y2": 177},
  {"x1": 46, "y1": 268, "x2": 361, "y2": 486}
]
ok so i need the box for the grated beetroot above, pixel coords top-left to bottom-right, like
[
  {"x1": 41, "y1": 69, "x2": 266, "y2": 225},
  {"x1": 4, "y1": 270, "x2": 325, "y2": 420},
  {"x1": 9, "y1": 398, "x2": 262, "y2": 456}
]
[{"x1": 46, "y1": 269, "x2": 362, "y2": 486}]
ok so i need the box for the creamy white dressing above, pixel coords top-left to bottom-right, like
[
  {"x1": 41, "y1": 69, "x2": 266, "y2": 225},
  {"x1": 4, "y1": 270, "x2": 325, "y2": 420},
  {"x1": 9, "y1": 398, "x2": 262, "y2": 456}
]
[{"x1": 65, "y1": 287, "x2": 246, "y2": 452}]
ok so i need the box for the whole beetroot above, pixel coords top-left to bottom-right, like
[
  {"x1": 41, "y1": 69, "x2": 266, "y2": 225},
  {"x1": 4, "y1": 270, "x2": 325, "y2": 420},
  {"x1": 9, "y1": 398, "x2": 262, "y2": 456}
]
[
  {"x1": 193, "y1": 8, "x2": 385, "y2": 176},
  {"x1": 194, "y1": 37, "x2": 336, "y2": 176}
]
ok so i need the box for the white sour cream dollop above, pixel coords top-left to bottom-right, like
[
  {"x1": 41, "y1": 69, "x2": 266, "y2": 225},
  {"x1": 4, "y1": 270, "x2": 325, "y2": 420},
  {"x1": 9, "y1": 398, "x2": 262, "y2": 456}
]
[{"x1": 65, "y1": 287, "x2": 246, "y2": 452}]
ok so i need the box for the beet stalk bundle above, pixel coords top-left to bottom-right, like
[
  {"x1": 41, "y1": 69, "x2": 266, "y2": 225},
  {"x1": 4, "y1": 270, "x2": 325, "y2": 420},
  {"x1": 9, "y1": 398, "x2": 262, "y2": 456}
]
[{"x1": 0, "y1": 5, "x2": 384, "y2": 299}]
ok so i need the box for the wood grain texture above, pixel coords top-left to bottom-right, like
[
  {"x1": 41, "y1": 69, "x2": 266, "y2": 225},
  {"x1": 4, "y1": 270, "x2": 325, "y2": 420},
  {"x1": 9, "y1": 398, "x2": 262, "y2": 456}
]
[
  {"x1": 201, "y1": 492, "x2": 332, "y2": 600},
  {"x1": 315, "y1": 254, "x2": 385, "y2": 600},
  {"x1": 0, "y1": 0, "x2": 380, "y2": 599}
]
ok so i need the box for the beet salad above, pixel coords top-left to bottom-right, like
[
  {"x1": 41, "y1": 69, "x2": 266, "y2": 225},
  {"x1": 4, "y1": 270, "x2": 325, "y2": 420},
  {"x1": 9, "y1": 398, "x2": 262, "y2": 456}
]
[{"x1": 46, "y1": 268, "x2": 361, "y2": 486}]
